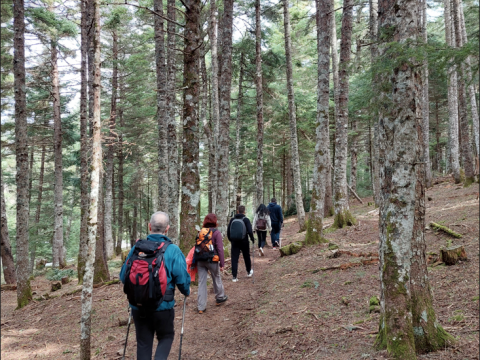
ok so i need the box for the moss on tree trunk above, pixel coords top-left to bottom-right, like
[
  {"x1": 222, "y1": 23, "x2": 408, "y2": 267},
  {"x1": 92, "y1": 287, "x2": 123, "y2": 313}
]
[{"x1": 333, "y1": 209, "x2": 356, "y2": 229}]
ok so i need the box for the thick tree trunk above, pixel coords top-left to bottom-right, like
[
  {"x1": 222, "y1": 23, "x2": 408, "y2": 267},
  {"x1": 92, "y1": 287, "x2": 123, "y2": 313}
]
[
  {"x1": 1, "y1": 181, "x2": 16, "y2": 284},
  {"x1": 104, "y1": 30, "x2": 117, "y2": 260},
  {"x1": 444, "y1": 0, "x2": 461, "y2": 183},
  {"x1": 155, "y1": 0, "x2": 169, "y2": 210},
  {"x1": 255, "y1": 0, "x2": 264, "y2": 207},
  {"x1": 167, "y1": 0, "x2": 179, "y2": 242},
  {"x1": 215, "y1": 0, "x2": 234, "y2": 236},
  {"x1": 333, "y1": 0, "x2": 356, "y2": 228},
  {"x1": 452, "y1": 0, "x2": 475, "y2": 185},
  {"x1": 306, "y1": 0, "x2": 332, "y2": 245},
  {"x1": 284, "y1": 0, "x2": 306, "y2": 231},
  {"x1": 80, "y1": 0, "x2": 101, "y2": 356},
  {"x1": 375, "y1": 0, "x2": 452, "y2": 357},
  {"x1": 78, "y1": 0, "x2": 89, "y2": 282},
  {"x1": 51, "y1": 41, "x2": 65, "y2": 269},
  {"x1": 14, "y1": 0, "x2": 31, "y2": 308},
  {"x1": 209, "y1": 0, "x2": 219, "y2": 213},
  {"x1": 179, "y1": 0, "x2": 201, "y2": 253},
  {"x1": 369, "y1": 0, "x2": 381, "y2": 207},
  {"x1": 115, "y1": 79, "x2": 125, "y2": 255},
  {"x1": 233, "y1": 52, "x2": 244, "y2": 214}
]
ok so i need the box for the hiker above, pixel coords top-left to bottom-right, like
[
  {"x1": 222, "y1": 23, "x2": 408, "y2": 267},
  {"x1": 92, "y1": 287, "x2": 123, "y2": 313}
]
[
  {"x1": 267, "y1": 198, "x2": 283, "y2": 249},
  {"x1": 227, "y1": 205, "x2": 255, "y2": 282},
  {"x1": 120, "y1": 211, "x2": 190, "y2": 360},
  {"x1": 252, "y1": 204, "x2": 272, "y2": 256},
  {"x1": 194, "y1": 213, "x2": 228, "y2": 314}
]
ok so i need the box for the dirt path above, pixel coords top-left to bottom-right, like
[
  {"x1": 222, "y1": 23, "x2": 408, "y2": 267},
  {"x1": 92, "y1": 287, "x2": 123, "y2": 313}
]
[{"x1": 1, "y1": 179, "x2": 479, "y2": 359}]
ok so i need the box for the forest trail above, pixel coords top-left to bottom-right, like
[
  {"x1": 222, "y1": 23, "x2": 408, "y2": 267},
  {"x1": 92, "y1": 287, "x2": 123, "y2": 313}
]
[{"x1": 1, "y1": 179, "x2": 479, "y2": 360}]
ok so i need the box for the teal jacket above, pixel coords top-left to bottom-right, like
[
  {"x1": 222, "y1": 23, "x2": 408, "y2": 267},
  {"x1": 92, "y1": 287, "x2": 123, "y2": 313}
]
[{"x1": 120, "y1": 234, "x2": 190, "y2": 311}]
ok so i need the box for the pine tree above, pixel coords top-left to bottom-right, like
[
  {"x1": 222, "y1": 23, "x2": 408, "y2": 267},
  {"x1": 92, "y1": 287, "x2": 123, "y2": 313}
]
[{"x1": 255, "y1": 0, "x2": 264, "y2": 207}]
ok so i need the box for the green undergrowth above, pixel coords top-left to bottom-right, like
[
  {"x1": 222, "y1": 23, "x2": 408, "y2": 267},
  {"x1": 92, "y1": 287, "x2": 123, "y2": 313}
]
[{"x1": 46, "y1": 268, "x2": 76, "y2": 281}]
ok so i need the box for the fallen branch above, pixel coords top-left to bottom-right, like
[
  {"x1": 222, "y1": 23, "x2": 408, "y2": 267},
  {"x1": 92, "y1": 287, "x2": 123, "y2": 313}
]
[
  {"x1": 319, "y1": 258, "x2": 379, "y2": 271},
  {"x1": 430, "y1": 222, "x2": 462, "y2": 238},
  {"x1": 330, "y1": 165, "x2": 364, "y2": 204}
]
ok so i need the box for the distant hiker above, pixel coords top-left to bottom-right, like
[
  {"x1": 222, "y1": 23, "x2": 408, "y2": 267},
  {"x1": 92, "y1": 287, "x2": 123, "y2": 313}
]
[
  {"x1": 267, "y1": 198, "x2": 283, "y2": 249},
  {"x1": 120, "y1": 211, "x2": 190, "y2": 360},
  {"x1": 194, "y1": 213, "x2": 228, "y2": 314},
  {"x1": 227, "y1": 205, "x2": 255, "y2": 282},
  {"x1": 252, "y1": 204, "x2": 272, "y2": 256}
]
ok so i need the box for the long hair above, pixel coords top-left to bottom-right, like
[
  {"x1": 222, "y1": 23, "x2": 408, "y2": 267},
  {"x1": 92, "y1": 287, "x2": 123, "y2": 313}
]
[
  {"x1": 256, "y1": 204, "x2": 269, "y2": 217},
  {"x1": 203, "y1": 213, "x2": 218, "y2": 228}
]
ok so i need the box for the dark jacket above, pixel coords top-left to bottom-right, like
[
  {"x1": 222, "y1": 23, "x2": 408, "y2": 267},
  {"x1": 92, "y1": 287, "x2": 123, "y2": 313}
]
[
  {"x1": 211, "y1": 229, "x2": 225, "y2": 268},
  {"x1": 267, "y1": 202, "x2": 284, "y2": 224},
  {"x1": 227, "y1": 214, "x2": 255, "y2": 244},
  {"x1": 120, "y1": 234, "x2": 191, "y2": 311}
]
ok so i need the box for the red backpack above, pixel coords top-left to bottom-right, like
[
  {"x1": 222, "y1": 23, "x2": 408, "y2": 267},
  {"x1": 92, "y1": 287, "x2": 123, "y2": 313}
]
[{"x1": 123, "y1": 239, "x2": 171, "y2": 311}]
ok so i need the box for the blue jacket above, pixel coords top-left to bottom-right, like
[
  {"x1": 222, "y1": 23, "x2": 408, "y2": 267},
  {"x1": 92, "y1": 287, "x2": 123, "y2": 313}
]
[
  {"x1": 267, "y1": 202, "x2": 283, "y2": 224},
  {"x1": 120, "y1": 234, "x2": 190, "y2": 311}
]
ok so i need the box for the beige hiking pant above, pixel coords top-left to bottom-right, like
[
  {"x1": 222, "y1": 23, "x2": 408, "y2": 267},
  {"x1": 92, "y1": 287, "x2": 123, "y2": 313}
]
[{"x1": 197, "y1": 260, "x2": 225, "y2": 311}]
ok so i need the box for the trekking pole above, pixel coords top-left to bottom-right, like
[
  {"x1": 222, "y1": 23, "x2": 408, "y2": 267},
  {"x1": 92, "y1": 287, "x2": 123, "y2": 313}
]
[
  {"x1": 252, "y1": 236, "x2": 255, "y2": 284},
  {"x1": 122, "y1": 308, "x2": 132, "y2": 360},
  {"x1": 178, "y1": 295, "x2": 187, "y2": 360}
]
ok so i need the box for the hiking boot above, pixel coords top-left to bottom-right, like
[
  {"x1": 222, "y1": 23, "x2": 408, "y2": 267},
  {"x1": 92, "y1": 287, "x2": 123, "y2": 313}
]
[
  {"x1": 216, "y1": 296, "x2": 228, "y2": 305},
  {"x1": 232, "y1": 278, "x2": 238, "y2": 282},
  {"x1": 198, "y1": 309, "x2": 206, "y2": 314},
  {"x1": 247, "y1": 269, "x2": 253, "y2": 277},
  {"x1": 260, "y1": 247, "x2": 265, "y2": 256}
]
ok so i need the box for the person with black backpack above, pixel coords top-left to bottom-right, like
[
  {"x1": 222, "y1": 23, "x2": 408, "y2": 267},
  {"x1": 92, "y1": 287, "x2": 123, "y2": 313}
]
[
  {"x1": 252, "y1": 204, "x2": 272, "y2": 257},
  {"x1": 267, "y1": 198, "x2": 284, "y2": 249},
  {"x1": 194, "y1": 213, "x2": 228, "y2": 314},
  {"x1": 120, "y1": 211, "x2": 190, "y2": 360},
  {"x1": 227, "y1": 205, "x2": 255, "y2": 282}
]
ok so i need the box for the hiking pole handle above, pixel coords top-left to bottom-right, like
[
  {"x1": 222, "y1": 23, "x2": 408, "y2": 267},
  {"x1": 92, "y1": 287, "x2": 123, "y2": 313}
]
[
  {"x1": 178, "y1": 295, "x2": 187, "y2": 360},
  {"x1": 122, "y1": 308, "x2": 132, "y2": 360}
]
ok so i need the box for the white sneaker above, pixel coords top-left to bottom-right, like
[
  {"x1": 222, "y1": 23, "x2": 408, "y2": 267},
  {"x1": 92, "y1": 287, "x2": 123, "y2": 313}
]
[
  {"x1": 232, "y1": 278, "x2": 239, "y2": 282},
  {"x1": 260, "y1": 248, "x2": 264, "y2": 256},
  {"x1": 247, "y1": 270, "x2": 253, "y2": 277}
]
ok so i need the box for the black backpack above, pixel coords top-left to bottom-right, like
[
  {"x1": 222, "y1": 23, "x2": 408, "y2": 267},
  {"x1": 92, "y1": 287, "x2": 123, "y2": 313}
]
[
  {"x1": 229, "y1": 218, "x2": 246, "y2": 242},
  {"x1": 123, "y1": 239, "x2": 173, "y2": 312}
]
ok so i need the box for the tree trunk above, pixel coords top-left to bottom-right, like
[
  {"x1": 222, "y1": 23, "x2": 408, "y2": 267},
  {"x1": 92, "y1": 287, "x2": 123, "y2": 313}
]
[
  {"x1": 209, "y1": 0, "x2": 220, "y2": 213},
  {"x1": 233, "y1": 52, "x2": 244, "y2": 213},
  {"x1": 28, "y1": 146, "x2": 33, "y2": 204},
  {"x1": 452, "y1": 0, "x2": 475, "y2": 185},
  {"x1": 115, "y1": 78, "x2": 125, "y2": 255},
  {"x1": 14, "y1": 0, "x2": 31, "y2": 308},
  {"x1": 284, "y1": 0, "x2": 306, "y2": 231},
  {"x1": 286, "y1": 152, "x2": 293, "y2": 209},
  {"x1": 375, "y1": 0, "x2": 452, "y2": 356},
  {"x1": 167, "y1": 0, "x2": 179, "y2": 242},
  {"x1": 80, "y1": 0, "x2": 101, "y2": 355},
  {"x1": 179, "y1": 0, "x2": 201, "y2": 253},
  {"x1": 255, "y1": 0, "x2": 264, "y2": 207},
  {"x1": 306, "y1": 0, "x2": 332, "y2": 245},
  {"x1": 104, "y1": 29, "x2": 118, "y2": 260},
  {"x1": 78, "y1": 0, "x2": 89, "y2": 283},
  {"x1": 349, "y1": 117, "x2": 358, "y2": 193},
  {"x1": 435, "y1": 98, "x2": 442, "y2": 172},
  {"x1": 1, "y1": 180, "x2": 16, "y2": 285},
  {"x1": 333, "y1": 0, "x2": 356, "y2": 228},
  {"x1": 215, "y1": 0, "x2": 234, "y2": 236},
  {"x1": 94, "y1": 169, "x2": 110, "y2": 284},
  {"x1": 51, "y1": 41, "x2": 65, "y2": 269},
  {"x1": 444, "y1": 0, "x2": 461, "y2": 183},
  {"x1": 419, "y1": 0, "x2": 432, "y2": 187}
]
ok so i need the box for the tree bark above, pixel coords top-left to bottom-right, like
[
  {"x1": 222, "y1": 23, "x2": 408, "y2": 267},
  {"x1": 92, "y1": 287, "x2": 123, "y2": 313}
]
[
  {"x1": 233, "y1": 52, "x2": 244, "y2": 213},
  {"x1": 94, "y1": 169, "x2": 110, "y2": 284},
  {"x1": 78, "y1": 0, "x2": 89, "y2": 282},
  {"x1": 216, "y1": 0, "x2": 234, "y2": 236},
  {"x1": 452, "y1": 0, "x2": 475, "y2": 185},
  {"x1": 167, "y1": 0, "x2": 179, "y2": 242},
  {"x1": 208, "y1": 0, "x2": 220, "y2": 213},
  {"x1": 306, "y1": 0, "x2": 332, "y2": 245},
  {"x1": 1, "y1": 180, "x2": 16, "y2": 284},
  {"x1": 284, "y1": 0, "x2": 306, "y2": 231},
  {"x1": 115, "y1": 78, "x2": 125, "y2": 255},
  {"x1": 14, "y1": 0, "x2": 31, "y2": 308},
  {"x1": 255, "y1": 0, "x2": 264, "y2": 207},
  {"x1": 179, "y1": 0, "x2": 201, "y2": 253},
  {"x1": 104, "y1": 29, "x2": 118, "y2": 260},
  {"x1": 333, "y1": 0, "x2": 356, "y2": 228},
  {"x1": 154, "y1": 0, "x2": 169, "y2": 211},
  {"x1": 375, "y1": 0, "x2": 452, "y2": 356},
  {"x1": 444, "y1": 0, "x2": 461, "y2": 183},
  {"x1": 28, "y1": 146, "x2": 33, "y2": 205},
  {"x1": 51, "y1": 40, "x2": 65, "y2": 269},
  {"x1": 80, "y1": 0, "x2": 101, "y2": 355}
]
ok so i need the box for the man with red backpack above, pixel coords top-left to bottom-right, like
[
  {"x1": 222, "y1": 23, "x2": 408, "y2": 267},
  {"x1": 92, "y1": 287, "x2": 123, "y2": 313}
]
[{"x1": 120, "y1": 211, "x2": 190, "y2": 360}]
